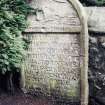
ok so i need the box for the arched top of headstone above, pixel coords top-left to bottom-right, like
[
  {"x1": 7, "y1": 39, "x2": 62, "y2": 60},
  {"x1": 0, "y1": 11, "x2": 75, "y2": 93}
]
[{"x1": 25, "y1": 0, "x2": 87, "y2": 33}]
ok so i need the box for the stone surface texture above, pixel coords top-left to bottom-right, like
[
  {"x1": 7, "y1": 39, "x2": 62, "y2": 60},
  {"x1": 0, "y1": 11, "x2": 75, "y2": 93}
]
[
  {"x1": 86, "y1": 7, "x2": 105, "y2": 32},
  {"x1": 85, "y1": 7, "x2": 105, "y2": 105},
  {"x1": 25, "y1": 0, "x2": 81, "y2": 32},
  {"x1": 23, "y1": 33, "x2": 81, "y2": 99},
  {"x1": 89, "y1": 35, "x2": 105, "y2": 105}
]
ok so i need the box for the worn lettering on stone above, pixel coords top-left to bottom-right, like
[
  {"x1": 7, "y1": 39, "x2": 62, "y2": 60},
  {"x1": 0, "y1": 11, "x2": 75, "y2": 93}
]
[{"x1": 23, "y1": 33, "x2": 81, "y2": 99}]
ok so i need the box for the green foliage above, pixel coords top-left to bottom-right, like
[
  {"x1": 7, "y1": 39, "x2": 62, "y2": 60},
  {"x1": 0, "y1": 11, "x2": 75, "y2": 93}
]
[
  {"x1": 0, "y1": 0, "x2": 32, "y2": 74},
  {"x1": 96, "y1": 0, "x2": 105, "y2": 4}
]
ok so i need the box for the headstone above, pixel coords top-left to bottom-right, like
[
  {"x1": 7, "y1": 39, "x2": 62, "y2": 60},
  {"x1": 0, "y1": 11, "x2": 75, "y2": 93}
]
[{"x1": 22, "y1": 0, "x2": 88, "y2": 105}]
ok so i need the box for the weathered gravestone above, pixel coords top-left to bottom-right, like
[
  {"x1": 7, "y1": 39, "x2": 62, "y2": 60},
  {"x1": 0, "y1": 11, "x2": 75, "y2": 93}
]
[{"x1": 22, "y1": 0, "x2": 89, "y2": 105}]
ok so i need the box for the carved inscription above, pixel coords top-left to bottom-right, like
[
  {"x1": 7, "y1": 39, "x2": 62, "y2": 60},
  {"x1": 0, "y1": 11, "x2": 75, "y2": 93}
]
[{"x1": 24, "y1": 33, "x2": 81, "y2": 98}]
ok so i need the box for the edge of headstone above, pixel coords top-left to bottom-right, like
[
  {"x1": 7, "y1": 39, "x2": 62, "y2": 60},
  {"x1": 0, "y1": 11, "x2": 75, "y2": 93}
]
[{"x1": 68, "y1": 0, "x2": 89, "y2": 105}]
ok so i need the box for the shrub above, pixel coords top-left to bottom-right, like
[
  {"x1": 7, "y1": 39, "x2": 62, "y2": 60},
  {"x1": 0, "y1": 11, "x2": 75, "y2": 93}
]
[{"x1": 0, "y1": 0, "x2": 31, "y2": 74}]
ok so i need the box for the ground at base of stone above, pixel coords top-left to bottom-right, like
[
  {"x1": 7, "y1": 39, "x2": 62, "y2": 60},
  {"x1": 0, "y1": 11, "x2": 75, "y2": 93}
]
[{"x1": 0, "y1": 92, "x2": 80, "y2": 105}]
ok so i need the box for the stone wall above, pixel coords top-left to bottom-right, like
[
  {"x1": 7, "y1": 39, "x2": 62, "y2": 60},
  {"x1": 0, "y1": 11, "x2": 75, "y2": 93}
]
[
  {"x1": 86, "y1": 7, "x2": 105, "y2": 105},
  {"x1": 89, "y1": 34, "x2": 105, "y2": 105}
]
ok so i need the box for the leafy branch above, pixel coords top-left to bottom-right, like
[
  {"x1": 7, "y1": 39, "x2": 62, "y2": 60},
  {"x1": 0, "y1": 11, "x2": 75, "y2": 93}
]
[{"x1": 0, "y1": 0, "x2": 32, "y2": 74}]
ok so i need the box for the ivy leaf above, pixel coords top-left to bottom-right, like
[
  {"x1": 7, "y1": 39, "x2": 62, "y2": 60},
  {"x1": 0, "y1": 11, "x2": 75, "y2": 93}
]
[{"x1": 0, "y1": 0, "x2": 32, "y2": 74}]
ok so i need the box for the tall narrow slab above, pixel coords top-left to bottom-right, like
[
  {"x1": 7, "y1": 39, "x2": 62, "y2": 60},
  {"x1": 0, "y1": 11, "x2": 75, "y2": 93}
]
[{"x1": 22, "y1": 0, "x2": 88, "y2": 105}]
